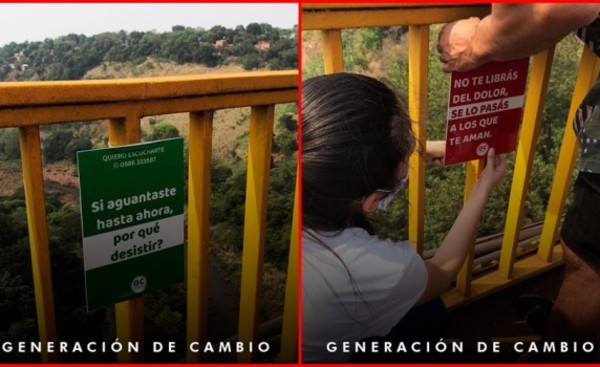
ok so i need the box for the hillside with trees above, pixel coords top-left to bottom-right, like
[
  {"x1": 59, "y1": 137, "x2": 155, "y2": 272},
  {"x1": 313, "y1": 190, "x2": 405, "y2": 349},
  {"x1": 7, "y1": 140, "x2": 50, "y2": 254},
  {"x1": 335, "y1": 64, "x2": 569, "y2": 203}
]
[{"x1": 0, "y1": 23, "x2": 297, "y2": 81}]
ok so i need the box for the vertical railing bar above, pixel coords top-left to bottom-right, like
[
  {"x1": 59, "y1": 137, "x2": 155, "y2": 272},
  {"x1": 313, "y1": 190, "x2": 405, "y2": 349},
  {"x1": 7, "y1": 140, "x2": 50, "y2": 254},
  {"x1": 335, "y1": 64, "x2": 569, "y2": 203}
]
[
  {"x1": 186, "y1": 111, "x2": 214, "y2": 362},
  {"x1": 538, "y1": 47, "x2": 600, "y2": 261},
  {"x1": 109, "y1": 116, "x2": 144, "y2": 363},
  {"x1": 107, "y1": 118, "x2": 127, "y2": 147},
  {"x1": 321, "y1": 30, "x2": 344, "y2": 74},
  {"x1": 407, "y1": 25, "x2": 429, "y2": 256},
  {"x1": 279, "y1": 168, "x2": 299, "y2": 362},
  {"x1": 237, "y1": 105, "x2": 275, "y2": 362},
  {"x1": 456, "y1": 160, "x2": 483, "y2": 295},
  {"x1": 498, "y1": 49, "x2": 554, "y2": 278},
  {"x1": 18, "y1": 125, "x2": 57, "y2": 363}
]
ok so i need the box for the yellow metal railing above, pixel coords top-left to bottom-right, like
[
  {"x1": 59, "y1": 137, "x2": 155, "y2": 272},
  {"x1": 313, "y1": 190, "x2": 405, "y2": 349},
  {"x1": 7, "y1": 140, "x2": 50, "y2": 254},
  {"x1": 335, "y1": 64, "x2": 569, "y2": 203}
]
[
  {"x1": 302, "y1": 3, "x2": 600, "y2": 309},
  {"x1": 0, "y1": 70, "x2": 298, "y2": 363}
]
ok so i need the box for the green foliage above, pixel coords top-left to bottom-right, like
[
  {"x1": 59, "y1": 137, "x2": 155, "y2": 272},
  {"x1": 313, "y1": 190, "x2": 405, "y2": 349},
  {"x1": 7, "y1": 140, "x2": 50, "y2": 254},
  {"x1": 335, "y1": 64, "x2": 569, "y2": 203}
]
[
  {"x1": 0, "y1": 23, "x2": 297, "y2": 81},
  {"x1": 0, "y1": 272, "x2": 36, "y2": 350},
  {"x1": 197, "y1": 44, "x2": 220, "y2": 67},
  {"x1": 274, "y1": 112, "x2": 298, "y2": 156},
  {"x1": 342, "y1": 30, "x2": 368, "y2": 71},
  {"x1": 211, "y1": 159, "x2": 247, "y2": 229},
  {"x1": 0, "y1": 191, "x2": 105, "y2": 361},
  {"x1": 246, "y1": 23, "x2": 263, "y2": 37},
  {"x1": 0, "y1": 128, "x2": 20, "y2": 160},
  {"x1": 209, "y1": 105, "x2": 298, "y2": 266},
  {"x1": 277, "y1": 112, "x2": 298, "y2": 133},
  {"x1": 142, "y1": 285, "x2": 186, "y2": 361},
  {"x1": 65, "y1": 138, "x2": 93, "y2": 163},
  {"x1": 263, "y1": 37, "x2": 298, "y2": 70},
  {"x1": 148, "y1": 123, "x2": 179, "y2": 141},
  {"x1": 43, "y1": 129, "x2": 74, "y2": 163},
  {"x1": 241, "y1": 53, "x2": 261, "y2": 71},
  {"x1": 356, "y1": 28, "x2": 384, "y2": 51},
  {"x1": 273, "y1": 133, "x2": 298, "y2": 156},
  {"x1": 302, "y1": 56, "x2": 324, "y2": 80},
  {"x1": 265, "y1": 156, "x2": 297, "y2": 267}
]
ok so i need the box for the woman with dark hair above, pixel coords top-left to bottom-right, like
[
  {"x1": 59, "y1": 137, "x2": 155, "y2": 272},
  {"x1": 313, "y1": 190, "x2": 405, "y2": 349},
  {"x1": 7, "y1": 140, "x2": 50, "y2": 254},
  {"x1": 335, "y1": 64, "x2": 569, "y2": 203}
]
[{"x1": 302, "y1": 72, "x2": 507, "y2": 362}]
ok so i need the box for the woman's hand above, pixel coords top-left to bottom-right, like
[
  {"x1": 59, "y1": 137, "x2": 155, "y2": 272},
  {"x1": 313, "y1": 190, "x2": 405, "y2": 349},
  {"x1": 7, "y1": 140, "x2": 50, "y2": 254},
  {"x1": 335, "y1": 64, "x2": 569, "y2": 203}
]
[
  {"x1": 478, "y1": 148, "x2": 507, "y2": 192},
  {"x1": 425, "y1": 140, "x2": 446, "y2": 166}
]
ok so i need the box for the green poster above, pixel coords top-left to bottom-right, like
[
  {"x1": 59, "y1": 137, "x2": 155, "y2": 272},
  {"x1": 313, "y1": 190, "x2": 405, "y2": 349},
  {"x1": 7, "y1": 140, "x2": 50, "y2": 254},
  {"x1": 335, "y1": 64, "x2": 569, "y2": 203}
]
[{"x1": 78, "y1": 138, "x2": 184, "y2": 310}]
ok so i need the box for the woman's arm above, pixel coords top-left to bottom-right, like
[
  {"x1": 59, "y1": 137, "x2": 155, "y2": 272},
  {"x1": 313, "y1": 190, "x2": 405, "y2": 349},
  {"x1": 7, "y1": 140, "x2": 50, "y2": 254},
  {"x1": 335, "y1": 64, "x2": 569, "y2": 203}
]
[{"x1": 417, "y1": 148, "x2": 506, "y2": 305}]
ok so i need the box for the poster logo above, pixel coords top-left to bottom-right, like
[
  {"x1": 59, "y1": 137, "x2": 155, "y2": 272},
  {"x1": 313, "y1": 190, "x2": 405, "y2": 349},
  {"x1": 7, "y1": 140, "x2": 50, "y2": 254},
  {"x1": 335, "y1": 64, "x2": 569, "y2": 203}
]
[
  {"x1": 131, "y1": 276, "x2": 147, "y2": 293},
  {"x1": 476, "y1": 142, "x2": 489, "y2": 157}
]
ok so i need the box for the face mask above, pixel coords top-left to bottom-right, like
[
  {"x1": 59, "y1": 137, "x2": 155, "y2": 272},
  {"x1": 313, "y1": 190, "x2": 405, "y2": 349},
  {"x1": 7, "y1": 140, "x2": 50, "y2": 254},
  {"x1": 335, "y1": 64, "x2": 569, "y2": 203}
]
[{"x1": 377, "y1": 175, "x2": 408, "y2": 210}]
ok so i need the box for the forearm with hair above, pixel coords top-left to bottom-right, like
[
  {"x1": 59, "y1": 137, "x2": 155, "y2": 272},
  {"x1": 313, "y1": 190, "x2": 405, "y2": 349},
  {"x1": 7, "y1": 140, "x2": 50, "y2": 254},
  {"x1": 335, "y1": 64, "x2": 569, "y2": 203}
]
[{"x1": 472, "y1": 4, "x2": 600, "y2": 64}]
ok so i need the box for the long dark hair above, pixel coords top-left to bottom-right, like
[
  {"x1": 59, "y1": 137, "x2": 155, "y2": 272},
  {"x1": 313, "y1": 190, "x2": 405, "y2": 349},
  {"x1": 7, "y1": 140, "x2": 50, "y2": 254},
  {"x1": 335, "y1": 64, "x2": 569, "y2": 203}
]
[{"x1": 302, "y1": 72, "x2": 414, "y2": 234}]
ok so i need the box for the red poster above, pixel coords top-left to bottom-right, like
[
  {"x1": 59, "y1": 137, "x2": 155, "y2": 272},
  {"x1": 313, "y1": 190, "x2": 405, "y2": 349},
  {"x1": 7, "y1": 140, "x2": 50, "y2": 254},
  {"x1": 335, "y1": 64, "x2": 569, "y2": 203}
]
[{"x1": 444, "y1": 58, "x2": 530, "y2": 166}]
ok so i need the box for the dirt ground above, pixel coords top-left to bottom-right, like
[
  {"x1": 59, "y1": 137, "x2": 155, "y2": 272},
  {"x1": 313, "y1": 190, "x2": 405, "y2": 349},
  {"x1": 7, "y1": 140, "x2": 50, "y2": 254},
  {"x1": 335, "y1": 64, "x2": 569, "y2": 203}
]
[{"x1": 0, "y1": 160, "x2": 80, "y2": 206}]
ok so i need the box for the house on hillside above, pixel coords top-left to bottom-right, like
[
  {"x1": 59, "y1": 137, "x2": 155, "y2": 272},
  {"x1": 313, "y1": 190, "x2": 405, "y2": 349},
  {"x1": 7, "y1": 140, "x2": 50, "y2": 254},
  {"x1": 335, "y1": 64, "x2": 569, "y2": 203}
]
[
  {"x1": 13, "y1": 50, "x2": 24, "y2": 62},
  {"x1": 214, "y1": 39, "x2": 227, "y2": 49},
  {"x1": 255, "y1": 40, "x2": 270, "y2": 52}
]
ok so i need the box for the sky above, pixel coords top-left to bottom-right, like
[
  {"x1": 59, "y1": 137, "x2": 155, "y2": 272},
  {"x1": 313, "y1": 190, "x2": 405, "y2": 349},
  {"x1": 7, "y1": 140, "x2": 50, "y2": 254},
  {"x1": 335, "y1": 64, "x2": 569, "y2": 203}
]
[{"x1": 0, "y1": 3, "x2": 298, "y2": 47}]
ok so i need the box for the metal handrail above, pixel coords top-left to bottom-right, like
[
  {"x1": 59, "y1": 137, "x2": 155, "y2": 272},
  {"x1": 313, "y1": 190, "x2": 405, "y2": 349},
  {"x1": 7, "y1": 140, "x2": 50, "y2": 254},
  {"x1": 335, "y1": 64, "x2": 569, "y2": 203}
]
[{"x1": 0, "y1": 70, "x2": 298, "y2": 363}]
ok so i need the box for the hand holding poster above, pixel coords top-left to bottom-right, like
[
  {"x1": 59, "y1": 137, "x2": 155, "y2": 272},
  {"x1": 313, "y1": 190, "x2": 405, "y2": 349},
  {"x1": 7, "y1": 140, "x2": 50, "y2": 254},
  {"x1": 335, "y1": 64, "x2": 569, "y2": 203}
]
[
  {"x1": 444, "y1": 58, "x2": 530, "y2": 166},
  {"x1": 78, "y1": 138, "x2": 184, "y2": 310}
]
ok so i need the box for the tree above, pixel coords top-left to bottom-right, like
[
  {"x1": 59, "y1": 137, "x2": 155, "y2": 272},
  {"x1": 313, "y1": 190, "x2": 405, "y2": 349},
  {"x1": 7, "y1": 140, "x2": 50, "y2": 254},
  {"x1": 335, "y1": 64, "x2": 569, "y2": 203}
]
[
  {"x1": 0, "y1": 129, "x2": 20, "y2": 160},
  {"x1": 242, "y1": 54, "x2": 260, "y2": 71},
  {"x1": 277, "y1": 113, "x2": 297, "y2": 133},
  {"x1": 65, "y1": 138, "x2": 93, "y2": 163},
  {"x1": 273, "y1": 132, "x2": 297, "y2": 156},
  {"x1": 209, "y1": 25, "x2": 228, "y2": 43},
  {"x1": 43, "y1": 129, "x2": 73, "y2": 162},
  {"x1": 356, "y1": 27, "x2": 384, "y2": 51},
  {"x1": 196, "y1": 44, "x2": 220, "y2": 67},
  {"x1": 273, "y1": 113, "x2": 298, "y2": 155},
  {"x1": 246, "y1": 23, "x2": 262, "y2": 37},
  {"x1": 264, "y1": 38, "x2": 297, "y2": 70},
  {"x1": 148, "y1": 123, "x2": 179, "y2": 141},
  {"x1": 265, "y1": 156, "x2": 296, "y2": 267},
  {"x1": 210, "y1": 159, "x2": 234, "y2": 223}
]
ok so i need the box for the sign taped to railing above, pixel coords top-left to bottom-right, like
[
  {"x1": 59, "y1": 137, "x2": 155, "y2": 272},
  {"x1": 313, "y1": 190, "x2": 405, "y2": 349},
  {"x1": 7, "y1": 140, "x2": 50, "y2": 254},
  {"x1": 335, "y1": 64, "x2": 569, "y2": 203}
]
[
  {"x1": 444, "y1": 58, "x2": 529, "y2": 166},
  {"x1": 78, "y1": 138, "x2": 184, "y2": 310}
]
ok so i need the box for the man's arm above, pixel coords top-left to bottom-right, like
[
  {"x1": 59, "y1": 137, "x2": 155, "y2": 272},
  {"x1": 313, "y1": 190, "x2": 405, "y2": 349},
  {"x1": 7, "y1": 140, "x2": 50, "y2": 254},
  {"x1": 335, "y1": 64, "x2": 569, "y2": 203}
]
[{"x1": 438, "y1": 4, "x2": 600, "y2": 72}]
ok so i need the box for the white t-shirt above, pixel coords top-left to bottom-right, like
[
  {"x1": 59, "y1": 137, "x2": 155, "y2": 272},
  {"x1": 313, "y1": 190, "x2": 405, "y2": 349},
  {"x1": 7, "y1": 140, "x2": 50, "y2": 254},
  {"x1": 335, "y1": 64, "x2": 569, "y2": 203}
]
[{"x1": 302, "y1": 227, "x2": 427, "y2": 362}]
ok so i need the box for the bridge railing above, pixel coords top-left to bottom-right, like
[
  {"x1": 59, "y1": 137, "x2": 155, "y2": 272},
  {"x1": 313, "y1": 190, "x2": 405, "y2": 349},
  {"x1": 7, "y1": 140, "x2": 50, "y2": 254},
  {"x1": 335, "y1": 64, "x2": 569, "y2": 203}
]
[{"x1": 0, "y1": 70, "x2": 298, "y2": 362}]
